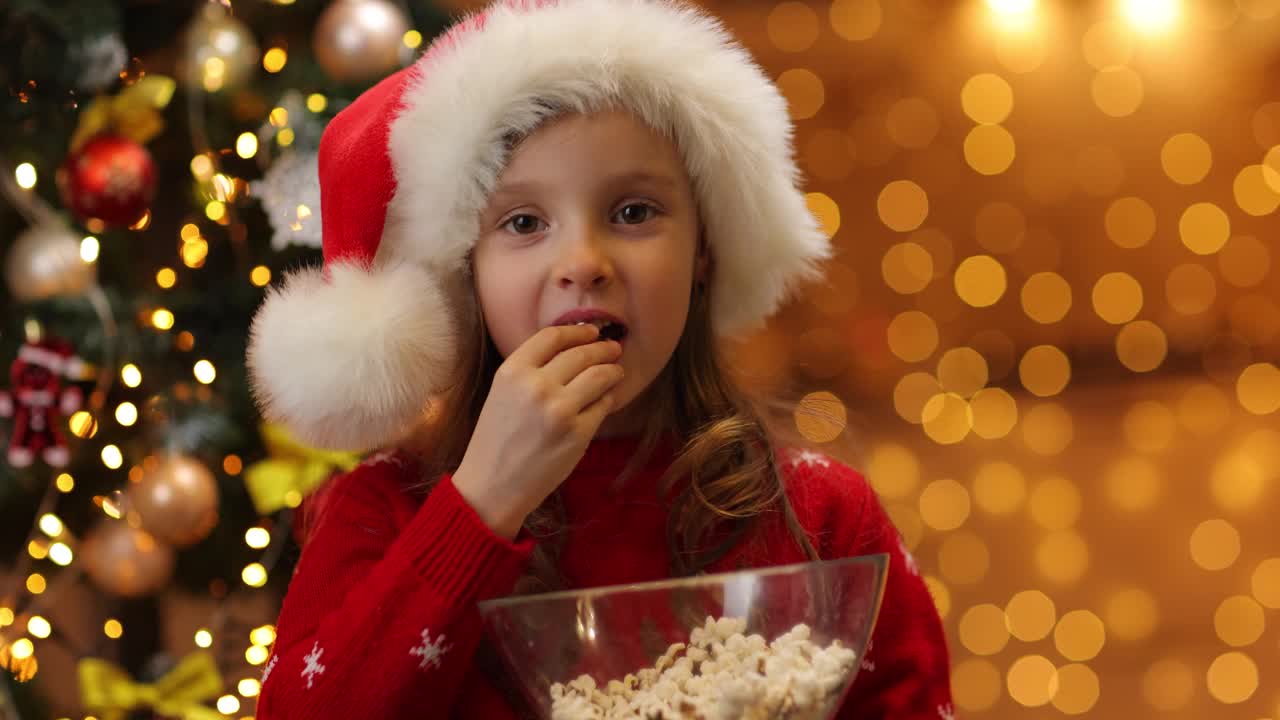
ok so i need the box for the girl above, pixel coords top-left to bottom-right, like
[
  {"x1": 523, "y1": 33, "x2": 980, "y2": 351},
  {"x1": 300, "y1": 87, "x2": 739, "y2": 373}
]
[{"x1": 247, "y1": 0, "x2": 953, "y2": 717}]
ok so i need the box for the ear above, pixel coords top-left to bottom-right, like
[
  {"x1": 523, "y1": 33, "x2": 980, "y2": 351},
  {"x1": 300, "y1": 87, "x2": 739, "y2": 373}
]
[{"x1": 694, "y1": 229, "x2": 712, "y2": 283}]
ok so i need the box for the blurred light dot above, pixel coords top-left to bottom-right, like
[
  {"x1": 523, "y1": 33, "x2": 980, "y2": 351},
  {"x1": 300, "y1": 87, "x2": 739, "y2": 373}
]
[
  {"x1": 246, "y1": 645, "x2": 270, "y2": 665},
  {"x1": 1082, "y1": 20, "x2": 1133, "y2": 69},
  {"x1": 829, "y1": 0, "x2": 882, "y2": 41},
  {"x1": 1190, "y1": 518, "x2": 1240, "y2": 570},
  {"x1": 1106, "y1": 587, "x2": 1158, "y2": 641},
  {"x1": 15, "y1": 162, "x2": 37, "y2": 189},
  {"x1": 239, "y1": 677, "x2": 262, "y2": 697},
  {"x1": 28, "y1": 540, "x2": 47, "y2": 559},
  {"x1": 886, "y1": 97, "x2": 939, "y2": 149},
  {"x1": 183, "y1": 238, "x2": 209, "y2": 268},
  {"x1": 306, "y1": 93, "x2": 327, "y2": 113},
  {"x1": 805, "y1": 192, "x2": 841, "y2": 238},
  {"x1": 235, "y1": 132, "x2": 258, "y2": 160},
  {"x1": 1211, "y1": 450, "x2": 1266, "y2": 512},
  {"x1": 776, "y1": 68, "x2": 824, "y2": 120},
  {"x1": 937, "y1": 347, "x2": 988, "y2": 397},
  {"x1": 877, "y1": 180, "x2": 929, "y2": 232},
  {"x1": 1117, "y1": 320, "x2": 1168, "y2": 373},
  {"x1": 104, "y1": 619, "x2": 123, "y2": 639},
  {"x1": 194, "y1": 360, "x2": 216, "y2": 384},
  {"x1": 951, "y1": 658, "x2": 1002, "y2": 711},
  {"x1": 962, "y1": 73, "x2": 1014, "y2": 124},
  {"x1": 1052, "y1": 664, "x2": 1101, "y2": 715},
  {"x1": 919, "y1": 478, "x2": 971, "y2": 530},
  {"x1": 1251, "y1": 558, "x2": 1280, "y2": 608},
  {"x1": 938, "y1": 531, "x2": 989, "y2": 584},
  {"x1": 80, "y1": 235, "x2": 100, "y2": 263},
  {"x1": 1162, "y1": 133, "x2": 1212, "y2": 184},
  {"x1": 216, "y1": 695, "x2": 241, "y2": 714},
  {"x1": 1179, "y1": 202, "x2": 1231, "y2": 255},
  {"x1": 1215, "y1": 595, "x2": 1265, "y2": 646},
  {"x1": 242, "y1": 562, "x2": 268, "y2": 588},
  {"x1": 27, "y1": 616, "x2": 51, "y2": 639},
  {"x1": 250, "y1": 265, "x2": 272, "y2": 287},
  {"x1": 0, "y1": 607, "x2": 12, "y2": 626},
  {"x1": 69, "y1": 410, "x2": 98, "y2": 439},
  {"x1": 262, "y1": 47, "x2": 287, "y2": 73},
  {"x1": 1022, "y1": 402, "x2": 1073, "y2": 455},
  {"x1": 768, "y1": 2, "x2": 820, "y2": 52},
  {"x1": 969, "y1": 387, "x2": 1018, "y2": 439},
  {"x1": 151, "y1": 309, "x2": 175, "y2": 330},
  {"x1": 887, "y1": 311, "x2": 938, "y2": 362},
  {"x1": 972, "y1": 461, "x2": 1026, "y2": 515},
  {"x1": 1021, "y1": 272, "x2": 1072, "y2": 324},
  {"x1": 115, "y1": 402, "x2": 138, "y2": 427},
  {"x1": 1092, "y1": 272, "x2": 1143, "y2": 324},
  {"x1": 974, "y1": 201, "x2": 1025, "y2": 254},
  {"x1": 882, "y1": 242, "x2": 933, "y2": 294},
  {"x1": 955, "y1": 255, "x2": 1007, "y2": 308},
  {"x1": 960, "y1": 604, "x2": 1010, "y2": 656},
  {"x1": 251, "y1": 625, "x2": 277, "y2": 646},
  {"x1": 964, "y1": 124, "x2": 1016, "y2": 175},
  {"x1": 1207, "y1": 652, "x2": 1257, "y2": 703},
  {"x1": 101, "y1": 445, "x2": 123, "y2": 470},
  {"x1": 156, "y1": 268, "x2": 176, "y2": 289},
  {"x1": 38, "y1": 513, "x2": 62, "y2": 537},
  {"x1": 1030, "y1": 475, "x2": 1081, "y2": 530},
  {"x1": 195, "y1": 629, "x2": 213, "y2": 648},
  {"x1": 402, "y1": 29, "x2": 423, "y2": 49},
  {"x1": 1105, "y1": 455, "x2": 1162, "y2": 510},
  {"x1": 1036, "y1": 529, "x2": 1089, "y2": 584},
  {"x1": 121, "y1": 364, "x2": 142, "y2": 388},
  {"x1": 223, "y1": 454, "x2": 243, "y2": 476},
  {"x1": 48, "y1": 542, "x2": 72, "y2": 566},
  {"x1": 1006, "y1": 590, "x2": 1056, "y2": 642},
  {"x1": 894, "y1": 372, "x2": 942, "y2": 423},
  {"x1": 27, "y1": 572, "x2": 47, "y2": 594},
  {"x1": 1055, "y1": 610, "x2": 1106, "y2": 661},
  {"x1": 56, "y1": 473, "x2": 75, "y2": 492},
  {"x1": 10, "y1": 638, "x2": 33, "y2": 660},
  {"x1": 1143, "y1": 658, "x2": 1193, "y2": 710},
  {"x1": 794, "y1": 391, "x2": 847, "y2": 443},
  {"x1": 1236, "y1": 363, "x2": 1280, "y2": 415},
  {"x1": 1234, "y1": 164, "x2": 1280, "y2": 216},
  {"x1": 921, "y1": 393, "x2": 973, "y2": 445},
  {"x1": 1007, "y1": 654, "x2": 1058, "y2": 707},
  {"x1": 1019, "y1": 345, "x2": 1071, "y2": 397},
  {"x1": 1105, "y1": 196, "x2": 1156, "y2": 248},
  {"x1": 177, "y1": 331, "x2": 196, "y2": 352},
  {"x1": 1165, "y1": 263, "x2": 1216, "y2": 315},
  {"x1": 1091, "y1": 66, "x2": 1144, "y2": 117},
  {"x1": 245, "y1": 527, "x2": 271, "y2": 549},
  {"x1": 887, "y1": 503, "x2": 924, "y2": 551},
  {"x1": 1218, "y1": 233, "x2": 1269, "y2": 285},
  {"x1": 1122, "y1": 0, "x2": 1181, "y2": 31}
]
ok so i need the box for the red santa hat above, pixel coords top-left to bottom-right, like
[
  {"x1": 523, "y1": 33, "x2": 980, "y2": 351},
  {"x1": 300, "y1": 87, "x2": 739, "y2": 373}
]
[{"x1": 247, "y1": 0, "x2": 831, "y2": 451}]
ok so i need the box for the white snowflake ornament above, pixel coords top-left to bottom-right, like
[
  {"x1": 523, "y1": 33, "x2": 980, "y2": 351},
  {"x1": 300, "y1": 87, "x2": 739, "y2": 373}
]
[
  {"x1": 410, "y1": 627, "x2": 452, "y2": 671},
  {"x1": 301, "y1": 641, "x2": 327, "y2": 689}
]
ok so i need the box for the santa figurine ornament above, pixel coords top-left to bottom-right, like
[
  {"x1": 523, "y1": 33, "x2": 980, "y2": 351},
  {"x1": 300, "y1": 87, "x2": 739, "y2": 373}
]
[{"x1": 0, "y1": 338, "x2": 85, "y2": 468}]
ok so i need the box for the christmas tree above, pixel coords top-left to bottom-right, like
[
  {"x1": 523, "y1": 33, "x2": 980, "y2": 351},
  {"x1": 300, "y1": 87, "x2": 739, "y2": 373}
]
[{"x1": 0, "y1": 1, "x2": 451, "y2": 716}]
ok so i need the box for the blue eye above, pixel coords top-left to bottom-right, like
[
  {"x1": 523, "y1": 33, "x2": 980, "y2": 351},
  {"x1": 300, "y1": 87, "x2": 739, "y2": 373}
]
[{"x1": 503, "y1": 214, "x2": 544, "y2": 234}]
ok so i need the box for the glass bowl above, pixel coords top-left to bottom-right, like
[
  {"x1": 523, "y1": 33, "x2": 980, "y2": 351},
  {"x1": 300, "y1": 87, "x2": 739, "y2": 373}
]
[{"x1": 477, "y1": 553, "x2": 888, "y2": 719}]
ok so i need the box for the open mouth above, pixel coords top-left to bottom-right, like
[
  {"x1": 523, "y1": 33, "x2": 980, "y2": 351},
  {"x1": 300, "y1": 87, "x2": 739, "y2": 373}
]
[{"x1": 573, "y1": 319, "x2": 629, "y2": 342}]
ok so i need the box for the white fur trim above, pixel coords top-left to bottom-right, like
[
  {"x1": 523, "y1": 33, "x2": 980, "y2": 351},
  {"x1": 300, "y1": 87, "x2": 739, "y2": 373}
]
[
  {"x1": 382, "y1": 0, "x2": 830, "y2": 338},
  {"x1": 246, "y1": 262, "x2": 458, "y2": 451}
]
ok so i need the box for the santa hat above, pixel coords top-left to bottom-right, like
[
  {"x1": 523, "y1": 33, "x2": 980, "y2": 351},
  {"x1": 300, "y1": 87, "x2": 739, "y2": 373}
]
[{"x1": 247, "y1": 0, "x2": 831, "y2": 451}]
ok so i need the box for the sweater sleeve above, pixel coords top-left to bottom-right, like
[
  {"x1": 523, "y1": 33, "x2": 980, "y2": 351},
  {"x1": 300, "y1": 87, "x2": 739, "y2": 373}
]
[
  {"x1": 256, "y1": 459, "x2": 535, "y2": 719},
  {"x1": 837, "y1": 487, "x2": 954, "y2": 720}
]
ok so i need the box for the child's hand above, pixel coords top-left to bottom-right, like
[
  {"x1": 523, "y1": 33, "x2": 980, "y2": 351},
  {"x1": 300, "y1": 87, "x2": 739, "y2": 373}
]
[{"x1": 453, "y1": 323, "x2": 625, "y2": 539}]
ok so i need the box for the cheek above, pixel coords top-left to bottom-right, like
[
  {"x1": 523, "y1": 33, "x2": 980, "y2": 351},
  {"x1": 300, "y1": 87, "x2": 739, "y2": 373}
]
[{"x1": 475, "y1": 259, "x2": 536, "y2": 358}]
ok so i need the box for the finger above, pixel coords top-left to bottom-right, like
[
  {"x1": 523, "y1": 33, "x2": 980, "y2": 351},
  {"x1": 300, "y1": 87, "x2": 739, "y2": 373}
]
[
  {"x1": 577, "y1": 389, "x2": 617, "y2": 431},
  {"x1": 563, "y1": 362, "x2": 625, "y2": 412},
  {"x1": 543, "y1": 338, "x2": 622, "y2": 386},
  {"x1": 507, "y1": 324, "x2": 601, "y2": 369}
]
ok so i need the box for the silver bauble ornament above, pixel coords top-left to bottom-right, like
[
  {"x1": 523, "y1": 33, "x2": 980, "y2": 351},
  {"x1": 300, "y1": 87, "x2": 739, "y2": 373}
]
[
  {"x1": 183, "y1": 4, "x2": 259, "y2": 92},
  {"x1": 129, "y1": 454, "x2": 220, "y2": 548},
  {"x1": 82, "y1": 522, "x2": 175, "y2": 598},
  {"x1": 4, "y1": 224, "x2": 97, "y2": 302},
  {"x1": 314, "y1": 0, "x2": 412, "y2": 83}
]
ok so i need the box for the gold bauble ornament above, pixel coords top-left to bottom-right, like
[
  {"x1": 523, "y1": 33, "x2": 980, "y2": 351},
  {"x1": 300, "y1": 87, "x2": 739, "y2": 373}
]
[
  {"x1": 4, "y1": 223, "x2": 97, "y2": 302},
  {"x1": 183, "y1": 4, "x2": 259, "y2": 92},
  {"x1": 82, "y1": 522, "x2": 175, "y2": 597},
  {"x1": 129, "y1": 454, "x2": 220, "y2": 548},
  {"x1": 314, "y1": 0, "x2": 412, "y2": 82}
]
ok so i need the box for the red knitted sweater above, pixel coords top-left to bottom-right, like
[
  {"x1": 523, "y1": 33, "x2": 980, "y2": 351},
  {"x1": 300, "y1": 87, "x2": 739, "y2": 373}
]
[{"x1": 256, "y1": 434, "x2": 954, "y2": 718}]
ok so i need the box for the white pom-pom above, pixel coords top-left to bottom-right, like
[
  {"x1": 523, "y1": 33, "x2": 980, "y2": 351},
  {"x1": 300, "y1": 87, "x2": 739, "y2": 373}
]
[{"x1": 247, "y1": 262, "x2": 458, "y2": 451}]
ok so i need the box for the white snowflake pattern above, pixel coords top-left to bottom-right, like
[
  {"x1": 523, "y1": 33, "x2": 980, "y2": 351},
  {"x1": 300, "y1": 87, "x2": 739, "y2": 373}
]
[
  {"x1": 261, "y1": 654, "x2": 279, "y2": 685},
  {"x1": 301, "y1": 641, "x2": 327, "y2": 689},
  {"x1": 898, "y1": 534, "x2": 920, "y2": 576},
  {"x1": 937, "y1": 702, "x2": 956, "y2": 720},
  {"x1": 410, "y1": 627, "x2": 452, "y2": 671},
  {"x1": 786, "y1": 449, "x2": 831, "y2": 469}
]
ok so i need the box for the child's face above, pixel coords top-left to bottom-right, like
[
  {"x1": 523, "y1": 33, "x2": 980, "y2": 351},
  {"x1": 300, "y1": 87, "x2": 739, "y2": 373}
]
[{"x1": 474, "y1": 108, "x2": 706, "y2": 436}]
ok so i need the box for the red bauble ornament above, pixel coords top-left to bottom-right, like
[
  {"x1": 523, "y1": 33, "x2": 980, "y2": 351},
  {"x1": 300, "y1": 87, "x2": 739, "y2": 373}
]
[{"x1": 57, "y1": 134, "x2": 157, "y2": 228}]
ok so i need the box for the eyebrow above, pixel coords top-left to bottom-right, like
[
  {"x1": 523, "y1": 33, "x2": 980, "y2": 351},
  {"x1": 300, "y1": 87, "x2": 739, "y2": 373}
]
[{"x1": 488, "y1": 170, "x2": 681, "y2": 203}]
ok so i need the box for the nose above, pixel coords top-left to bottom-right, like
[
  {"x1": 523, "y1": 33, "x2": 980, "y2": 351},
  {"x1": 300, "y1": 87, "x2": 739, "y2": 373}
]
[{"x1": 555, "y1": 226, "x2": 614, "y2": 291}]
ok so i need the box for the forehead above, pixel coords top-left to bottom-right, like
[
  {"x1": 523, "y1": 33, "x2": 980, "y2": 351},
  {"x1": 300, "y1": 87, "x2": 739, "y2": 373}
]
[{"x1": 494, "y1": 108, "x2": 689, "y2": 188}]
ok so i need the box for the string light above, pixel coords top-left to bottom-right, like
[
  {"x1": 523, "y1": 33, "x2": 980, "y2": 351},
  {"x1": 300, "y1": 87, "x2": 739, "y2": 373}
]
[
  {"x1": 236, "y1": 132, "x2": 259, "y2": 159},
  {"x1": 80, "y1": 236, "x2": 100, "y2": 262},
  {"x1": 194, "y1": 360, "x2": 217, "y2": 384},
  {"x1": 121, "y1": 364, "x2": 143, "y2": 387},
  {"x1": 245, "y1": 527, "x2": 270, "y2": 549},
  {"x1": 14, "y1": 162, "x2": 37, "y2": 189},
  {"x1": 104, "y1": 619, "x2": 123, "y2": 639},
  {"x1": 194, "y1": 629, "x2": 213, "y2": 648}
]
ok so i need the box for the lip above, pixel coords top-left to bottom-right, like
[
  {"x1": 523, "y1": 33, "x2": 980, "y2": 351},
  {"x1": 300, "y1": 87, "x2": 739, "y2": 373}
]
[{"x1": 549, "y1": 308, "x2": 629, "y2": 346}]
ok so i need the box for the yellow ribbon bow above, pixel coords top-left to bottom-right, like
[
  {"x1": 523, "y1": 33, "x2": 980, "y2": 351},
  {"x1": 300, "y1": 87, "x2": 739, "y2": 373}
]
[
  {"x1": 78, "y1": 650, "x2": 225, "y2": 720},
  {"x1": 243, "y1": 423, "x2": 362, "y2": 515},
  {"x1": 70, "y1": 74, "x2": 176, "y2": 152}
]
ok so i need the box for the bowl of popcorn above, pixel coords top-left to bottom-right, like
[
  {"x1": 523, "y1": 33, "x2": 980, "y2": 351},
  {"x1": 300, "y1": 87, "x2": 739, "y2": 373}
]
[{"x1": 477, "y1": 553, "x2": 888, "y2": 720}]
